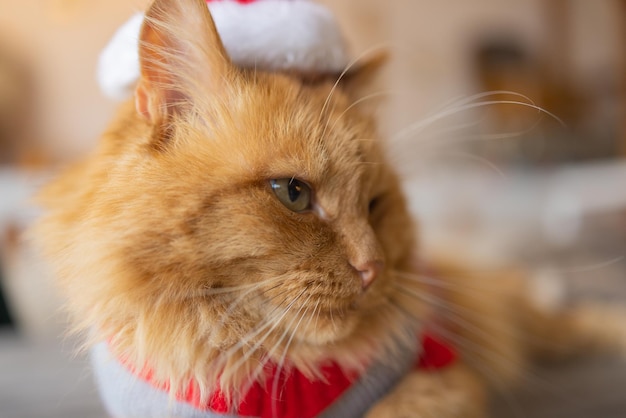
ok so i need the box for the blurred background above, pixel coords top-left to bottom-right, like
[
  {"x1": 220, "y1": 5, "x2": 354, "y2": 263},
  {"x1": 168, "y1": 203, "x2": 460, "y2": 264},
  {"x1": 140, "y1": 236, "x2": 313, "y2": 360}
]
[{"x1": 0, "y1": 0, "x2": 625, "y2": 417}]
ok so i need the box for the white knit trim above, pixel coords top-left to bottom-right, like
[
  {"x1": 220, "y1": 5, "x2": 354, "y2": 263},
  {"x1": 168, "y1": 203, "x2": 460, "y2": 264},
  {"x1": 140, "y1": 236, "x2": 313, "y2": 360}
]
[{"x1": 97, "y1": 1, "x2": 349, "y2": 100}]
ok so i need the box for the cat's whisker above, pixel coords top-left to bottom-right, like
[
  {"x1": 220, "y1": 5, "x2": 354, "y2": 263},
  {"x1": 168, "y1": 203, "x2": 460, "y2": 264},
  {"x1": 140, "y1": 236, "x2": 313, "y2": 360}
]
[
  {"x1": 560, "y1": 255, "x2": 625, "y2": 273},
  {"x1": 396, "y1": 90, "x2": 536, "y2": 132},
  {"x1": 391, "y1": 280, "x2": 576, "y2": 398},
  {"x1": 428, "y1": 150, "x2": 508, "y2": 180},
  {"x1": 237, "y1": 296, "x2": 305, "y2": 413},
  {"x1": 386, "y1": 304, "x2": 486, "y2": 356},
  {"x1": 329, "y1": 303, "x2": 337, "y2": 332},
  {"x1": 270, "y1": 292, "x2": 341, "y2": 401},
  {"x1": 403, "y1": 255, "x2": 624, "y2": 286},
  {"x1": 218, "y1": 293, "x2": 295, "y2": 361},
  {"x1": 391, "y1": 276, "x2": 570, "y2": 354},
  {"x1": 213, "y1": 274, "x2": 295, "y2": 333},
  {"x1": 388, "y1": 299, "x2": 543, "y2": 400},
  {"x1": 268, "y1": 296, "x2": 313, "y2": 416},
  {"x1": 416, "y1": 320, "x2": 532, "y2": 418},
  {"x1": 213, "y1": 286, "x2": 267, "y2": 333},
  {"x1": 391, "y1": 281, "x2": 530, "y2": 344},
  {"x1": 174, "y1": 274, "x2": 286, "y2": 304},
  {"x1": 220, "y1": 288, "x2": 308, "y2": 383},
  {"x1": 264, "y1": 293, "x2": 312, "y2": 366},
  {"x1": 391, "y1": 269, "x2": 515, "y2": 297},
  {"x1": 392, "y1": 270, "x2": 479, "y2": 292},
  {"x1": 324, "y1": 90, "x2": 395, "y2": 140},
  {"x1": 354, "y1": 161, "x2": 383, "y2": 167},
  {"x1": 318, "y1": 43, "x2": 390, "y2": 123},
  {"x1": 238, "y1": 288, "x2": 299, "y2": 337},
  {"x1": 388, "y1": 115, "x2": 541, "y2": 158},
  {"x1": 388, "y1": 91, "x2": 532, "y2": 150},
  {"x1": 352, "y1": 137, "x2": 379, "y2": 144},
  {"x1": 392, "y1": 99, "x2": 565, "y2": 144},
  {"x1": 410, "y1": 118, "x2": 483, "y2": 141},
  {"x1": 440, "y1": 90, "x2": 538, "y2": 113},
  {"x1": 312, "y1": 298, "x2": 322, "y2": 339},
  {"x1": 217, "y1": 317, "x2": 284, "y2": 386},
  {"x1": 201, "y1": 281, "x2": 278, "y2": 295}
]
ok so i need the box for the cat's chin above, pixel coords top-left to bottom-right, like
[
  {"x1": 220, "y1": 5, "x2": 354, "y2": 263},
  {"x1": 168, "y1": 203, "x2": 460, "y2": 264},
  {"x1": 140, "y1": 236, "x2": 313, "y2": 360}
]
[{"x1": 290, "y1": 309, "x2": 360, "y2": 346}]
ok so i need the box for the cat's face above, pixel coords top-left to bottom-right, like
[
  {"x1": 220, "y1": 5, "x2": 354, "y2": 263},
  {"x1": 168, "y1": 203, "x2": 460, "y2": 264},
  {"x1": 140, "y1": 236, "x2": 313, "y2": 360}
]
[{"x1": 119, "y1": 70, "x2": 415, "y2": 347}]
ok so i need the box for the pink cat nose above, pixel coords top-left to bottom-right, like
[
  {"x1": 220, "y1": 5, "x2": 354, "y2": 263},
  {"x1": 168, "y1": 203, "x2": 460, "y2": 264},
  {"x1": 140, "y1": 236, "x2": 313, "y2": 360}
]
[{"x1": 352, "y1": 261, "x2": 384, "y2": 289}]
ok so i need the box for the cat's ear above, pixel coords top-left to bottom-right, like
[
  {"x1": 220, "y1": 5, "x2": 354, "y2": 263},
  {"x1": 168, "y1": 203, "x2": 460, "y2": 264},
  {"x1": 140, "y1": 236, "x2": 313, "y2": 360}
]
[
  {"x1": 135, "y1": 0, "x2": 232, "y2": 124},
  {"x1": 339, "y1": 49, "x2": 389, "y2": 98}
]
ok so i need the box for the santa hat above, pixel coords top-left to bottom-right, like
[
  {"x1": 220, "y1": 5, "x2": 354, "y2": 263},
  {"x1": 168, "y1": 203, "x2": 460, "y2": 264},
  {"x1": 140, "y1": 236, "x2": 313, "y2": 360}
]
[{"x1": 98, "y1": 0, "x2": 350, "y2": 100}]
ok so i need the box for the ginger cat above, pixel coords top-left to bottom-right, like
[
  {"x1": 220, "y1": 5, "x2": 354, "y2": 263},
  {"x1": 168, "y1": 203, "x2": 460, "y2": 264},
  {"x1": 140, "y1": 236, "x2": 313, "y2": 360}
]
[{"x1": 32, "y1": 0, "x2": 625, "y2": 417}]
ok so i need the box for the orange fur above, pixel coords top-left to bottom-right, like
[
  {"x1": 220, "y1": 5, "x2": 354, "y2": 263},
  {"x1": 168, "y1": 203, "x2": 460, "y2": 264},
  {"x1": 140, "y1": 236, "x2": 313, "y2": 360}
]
[
  {"x1": 33, "y1": 0, "x2": 423, "y2": 403},
  {"x1": 32, "y1": 0, "x2": 626, "y2": 416}
]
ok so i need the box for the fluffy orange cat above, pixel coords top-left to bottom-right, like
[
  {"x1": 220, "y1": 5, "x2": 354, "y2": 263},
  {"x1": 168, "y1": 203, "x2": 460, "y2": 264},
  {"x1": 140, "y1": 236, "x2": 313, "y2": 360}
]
[{"x1": 32, "y1": 0, "x2": 625, "y2": 417}]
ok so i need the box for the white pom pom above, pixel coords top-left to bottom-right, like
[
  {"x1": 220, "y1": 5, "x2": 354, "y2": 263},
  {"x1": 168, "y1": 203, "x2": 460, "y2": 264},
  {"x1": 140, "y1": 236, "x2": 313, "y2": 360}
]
[
  {"x1": 97, "y1": 13, "x2": 143, "y2": 100},
  {"x1": 96, "y1": 1, "x2": 350, "y2": 100}
]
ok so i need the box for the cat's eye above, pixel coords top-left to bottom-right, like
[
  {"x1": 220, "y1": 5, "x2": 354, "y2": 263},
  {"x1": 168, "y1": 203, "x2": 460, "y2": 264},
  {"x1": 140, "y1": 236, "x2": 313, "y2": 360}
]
[{"x1": 270, "y1": 178, "x2": 312, "y2": 212}]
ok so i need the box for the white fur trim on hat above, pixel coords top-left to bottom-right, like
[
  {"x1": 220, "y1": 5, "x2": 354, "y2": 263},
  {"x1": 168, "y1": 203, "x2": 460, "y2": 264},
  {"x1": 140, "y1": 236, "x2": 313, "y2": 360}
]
[{"x1": 97, "y1": 0, "x2": 349, "y2": 100}]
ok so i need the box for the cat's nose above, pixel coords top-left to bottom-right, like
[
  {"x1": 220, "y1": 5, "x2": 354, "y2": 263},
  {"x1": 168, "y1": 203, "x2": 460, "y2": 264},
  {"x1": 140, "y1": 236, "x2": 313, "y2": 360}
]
[{"x1": 353, "y1": 261, "x2": 384, "y2": 289}]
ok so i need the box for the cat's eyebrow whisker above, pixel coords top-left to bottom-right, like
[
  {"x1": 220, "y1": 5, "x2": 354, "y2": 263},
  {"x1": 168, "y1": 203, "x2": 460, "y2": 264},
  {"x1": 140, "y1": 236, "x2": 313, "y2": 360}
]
[
  {"x1": 432, "y1": 151, "x2": 507, "y2": 180},
  {"x1": 440, "y1": 90, "x2": 538, "y2": 113},
  {"x1": 392, "y1": 99, "x2": 565, "y2": 144},
  {"x1": 322, "y1": 90, "x2": 395, "y2": 140},
  {"x1": 389, "y1": 114, "x2": 525, "y2": 154},
  {"x1": 405, "y1": 118, "x2": 483, "y2": 141},
  {"x1": 389, "y1": 115, "x2": 546, "y2": 163},
  {"x1": 399, "y1": 90, "x2": 536, "y2": 129},
  {"x1": 318, "y1": 43, "x2": 390, "y2": 123}
]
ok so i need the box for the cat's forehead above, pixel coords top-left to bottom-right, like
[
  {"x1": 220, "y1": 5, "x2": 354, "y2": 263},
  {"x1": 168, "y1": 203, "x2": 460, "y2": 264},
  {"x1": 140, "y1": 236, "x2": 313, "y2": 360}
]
[{"x1": 240, "y1": 74, "x2": 382, "y2": 180}]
